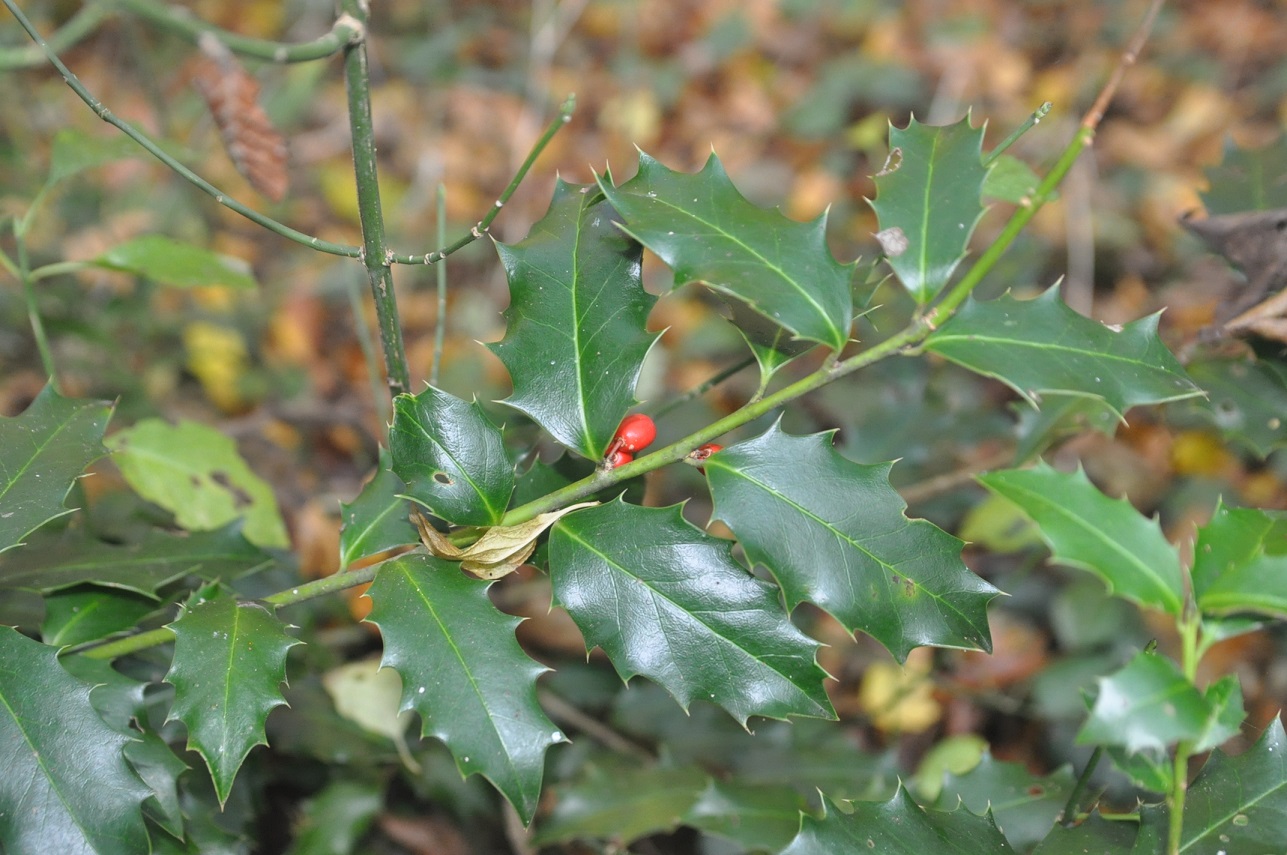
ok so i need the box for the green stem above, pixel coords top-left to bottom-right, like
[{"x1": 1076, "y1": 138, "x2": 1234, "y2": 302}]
[
  {"x1": 1, "y1": 0, "x2": 364, "y2": 259},
  {"x1": 432, "y1": 184, "x2": 448, "y2": 386},
  {"x1": 1059, "y1": 746, "x2": 1103, "y2": 825},
  {"x1": 13, "y1": 224, "x2": 60, "y2": 390},
  {"x1": 113, "y1": 0, "x2": 360, "y2": 62},
  {"x1": 340, "y1": 0, "x2": 408, "y2": 399},
  {"x1": 1168, "y1": 612, "x2": 1201, "y2": 855},
  {"x1": 984, "y1": 101, "x2": 1052, "y2": 167}
]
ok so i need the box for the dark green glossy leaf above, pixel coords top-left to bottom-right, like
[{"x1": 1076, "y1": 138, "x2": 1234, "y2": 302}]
[
  {"x1": 1078, "y1": 652, "x2": 1209, "y2": 753},
  {"x1": 389, "y1": 386, "x2": 513, "y2": 527},
  {"x1": 0, "y1": 524, "x2": 275, "y2": 597},
  {"x1": 1106, "y1": 744, "x2": 1173, "y2": 793},
  {"x1": 531, "y1": 763, "x2": 708, "y2": 846},
  {"x1": 1029, "y1": 812, "x2": 1140, "y2": 855},
  {"x1": 926, "y1": 288, "x2": 1202, "y2": 418},
  {"x1": 685, "y1": 779, "x2": 807, "y2": 852},
  {"x1": 340, "y1": 448, "x2": 416, "y2": 568},
  {"x1": 869, "y1": 116, "x2": 989, "y2": 303},
  {"x1": 1201, "y1": 137, "x2": 1287, "y2": 214},
  {"x1": 41, "y1": 586, "x2": 154, "y2": 647},
  {"x1": 1193, "y1": 502, "x2": 1287, "y2": 618},
  {"x1": 0, "y1": 384, "x2": 111, "y2": 555},
  {"x1": 365, "y1": 553, "x2": 562, "y2": 825},
  {"x1": 165, "y1": 591, "x2": 300, "y2": 806},
  {"x1": 1182, "y1": 716, "x2": 1287, "y2": 853},
  {"x1": 106, "y1": 418, "x2": 289, "y2": 548},
  {"x1": 93, "y1": 234, "x2": 256, "y2": 289},
  {"x1": 1181, "y1": 356, "x2": 1287, "y2": 457},
  {"x1": 0, "y1": 626, "x2": 151, "y2": 854},
  {"x1": 285, "y1": 779, "x2": 383, "y2": 855},
  {"x1": 727, "y1": 298, "x2": 816, "y2": 390},
  {"x1": 599, "y1": 151, "x2": 853, "y2": 351},
  {"x1": 978, "y1": 463, "x2": 1184, "y2": 615},
  {"x1": 782, "y1": 788, "x2": 1015, "y2": 854},
  {"x1": 490, "y1": 181, "x2": 657, "y2": 459},
  {"x1": 934, "y1": 754, "x2": 1074, "y2": 852},
  {"x1": 59, "y1": 654, "x2": 147, "y2": 732},
  {"x1": 707, "y1": 423, "x2": 998, "y2": 661},
  {"x1": 550, "y1": 500, "x2": 834, "y2": 724}
]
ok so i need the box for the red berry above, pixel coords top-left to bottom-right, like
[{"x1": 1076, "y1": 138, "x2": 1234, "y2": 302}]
[
  {"x1": 612, "y1": 413, "x2": 656, "y2": 453},
  {"x1": 689, "y1": 443, "x2": 723, "y2": 472},
  {"x1": 605, "y1": 448, "x2": 633, "y2": 469}
]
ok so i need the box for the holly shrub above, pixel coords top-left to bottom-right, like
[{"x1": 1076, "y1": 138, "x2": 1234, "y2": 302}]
[{"x1": 2, "y1": 2, "x2": 1286, "y2": 854}]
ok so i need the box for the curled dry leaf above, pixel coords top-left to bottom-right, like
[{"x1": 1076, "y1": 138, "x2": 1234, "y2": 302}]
[
  {"x1": 413, "y1": 502, "x2": 599, "y2": 580},
  {"x1": 1182, "y1": 208, "x2": 1287, "y2": 340},
  {"x1": 191, "y1": 34, "x2": 289, "y2": 202}
]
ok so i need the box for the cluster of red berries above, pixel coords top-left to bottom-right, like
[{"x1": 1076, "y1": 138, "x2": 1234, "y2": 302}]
[
  {"x1": 604, "y1": 414, "x2": 655, "y2": 469},
  {"x1": 603, "y1": 414, "x2": 723, "y2": 473}
]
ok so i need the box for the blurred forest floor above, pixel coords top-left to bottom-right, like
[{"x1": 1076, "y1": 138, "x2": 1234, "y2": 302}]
[{"x1": 3, "y1": 0, "x2": 1287, "y2": 823}]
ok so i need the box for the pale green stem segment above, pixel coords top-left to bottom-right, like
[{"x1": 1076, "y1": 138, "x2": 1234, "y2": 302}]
[
  {"x1": 984, "y1": 101, "x2": 1052, "y2": 167},
  {"x1": 338, "y1": 0, "x2": 409, "y2": 398}
]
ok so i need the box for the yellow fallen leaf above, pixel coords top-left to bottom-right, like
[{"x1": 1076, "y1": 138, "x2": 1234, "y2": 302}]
[
  {"x1": 859, "y1": 649, "x2": 941, "y2": 735},
  {"x1": 413, "y1": 501, "x2": 599, "y2": 580}
]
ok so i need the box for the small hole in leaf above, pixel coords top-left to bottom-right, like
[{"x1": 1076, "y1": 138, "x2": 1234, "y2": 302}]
[{"x1": 433, "y1": 472, "x2": 454, "y2": 486}]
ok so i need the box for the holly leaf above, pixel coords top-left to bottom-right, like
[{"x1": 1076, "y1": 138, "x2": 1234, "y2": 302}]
[
  {"x1": 1201, "y1": 136, "x2": 1287, "y2": 214},
  {"x1": 0, "y1": 626, "x2": 151, "y2": 854},
  {"x1": 164, "y1": 590, "x2": 300, "y2": 806},
  {"x1": 869, "y1": 116, "x2": 990, "y2": 303},
  {"x1": 0, "y1": 384, "x2": 112, "y2": 555},
  {"x1": 0, "y1": 523, "x2": 275, "y2": 597},
  {"x1": 1182, "y1": 356, "x2": 1287, "y2": 456},
  {"x1": 599, "y1": 152, "x2": 853, "y2": 351},
  {"x1": 706, "y1": 423, "x2": 998, "y2": 661},
  {"x1": 106, "y1": 418, "x2": 289, "y2": 548},
  {"x1": 339, "y1": 448, "x2": 416, "y2": 569},
  {"x1": 125, "y1": 731, "x2": 189, "y2": 841},
  {"x1": 925, "y1": 288, "x2": 1202, "y2": 418},
  {"x1": 782, "y1": 788, "x2": 1016, "y2": 855},
  {"x1": 1193, "y1": 501, "x2": 1287, "y2": 618},
  {"x1": 1077, "y1": 651, "x2": 1210, "y2": 754},
  {"x1": 490, "y1": 181, "x2": 658, "y2": 459},
  {"x1": 549, "y1": 499, "x2": 834, "y2": 724},
  {"x1": 934, "y1": 754, "x2": 1074, "y2": 852},
  {"x1": 389, "y1": 386, "x2": 514, "y2": 527},
  {"x1": 977, "y1": 463, "x2": 1185, "y2": 615},
  {"x1": 1181, "y1": 716, "x2": 1287, "y2": 852},
  {"x1": 365, "y1": 553, "x2": 563, "y2": 825}
]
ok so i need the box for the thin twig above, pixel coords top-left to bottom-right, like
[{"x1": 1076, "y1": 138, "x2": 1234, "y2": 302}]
[
  {"x1": 649, "y1": 355, "x2": 757, "y2": 418},
  {"x1": 538, "y1": 688, "x2": 654, "y2": 760},
  {"x1": 1081, "y1": 0, "x2": 1166, "y2": 131},
  {"x1": 114, "y1": 0, "x2": 361, "y2": 62},
  {"x1": 1, "y1": 0, "x2": 364, "y2": 258},
  {"x1": 897, "y1": 447, "x2": 1014, "y2": 505}
]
